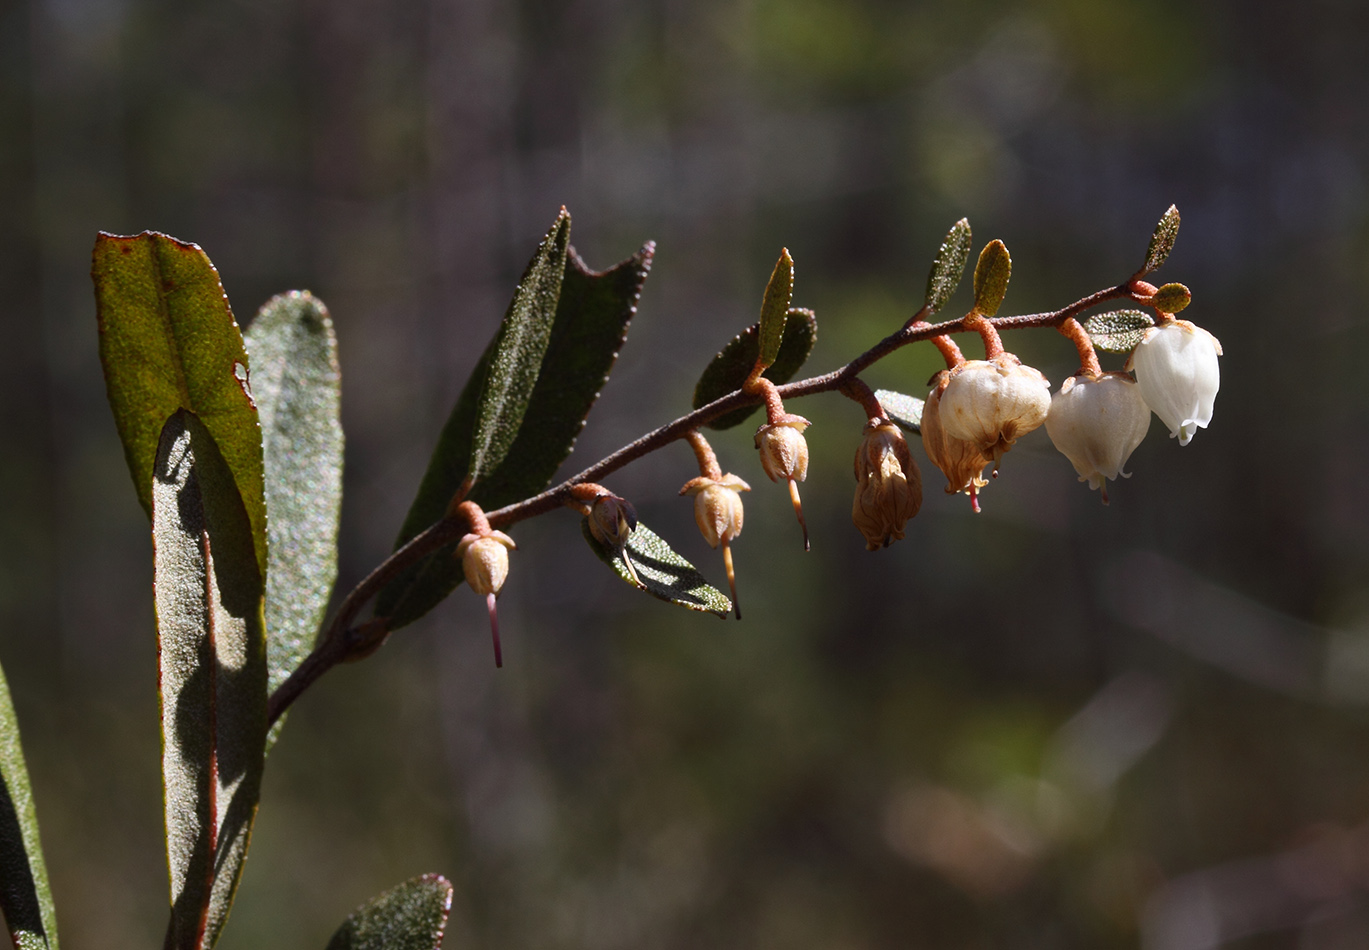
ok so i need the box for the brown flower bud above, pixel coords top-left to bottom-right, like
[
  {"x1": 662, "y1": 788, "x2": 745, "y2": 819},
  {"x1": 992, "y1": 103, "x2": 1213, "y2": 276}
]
[
  {"x1": 587, "y1": 493, "x2": 637, "y2": 551},
  {"x1": 456, "y1": 531, "x2": 516, "y2": 597},
  {"x1": 920, "y1": 374, "x2": 991, "y2": 510},
  {"x1": 851, "y1": 421, "x2": 922, "y2": 550},
  {"x1": 680, "y1": 474, "x2": 749, "y2": 549},
  {"x1": 754, "y1": 416, "x2": 810, "y2": 483}
]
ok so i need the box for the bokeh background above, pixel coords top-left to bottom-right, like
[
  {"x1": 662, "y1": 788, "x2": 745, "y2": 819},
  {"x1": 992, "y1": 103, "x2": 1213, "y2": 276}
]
[{"x1": 3, "y1": 0, "x2": 1369, "y2": 947}]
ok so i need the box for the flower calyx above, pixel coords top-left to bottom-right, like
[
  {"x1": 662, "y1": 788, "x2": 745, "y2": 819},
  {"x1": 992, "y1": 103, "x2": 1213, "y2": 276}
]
[
  {"x1": 754, "y1": 413, "x2": 812, "y2": 551},
  {"x1": 852, "y1": 419, "x2": 922, "y2": 550},
  {"x1": 453, "y1": 500, "x2": 516, "y2": 668},
  {"x1": 1126, "y1": 319, "x2": 1222, "y2": 446},
  {"x1": 1045, "y1": 372, "x2": 1151, "y2": 504},
  {"x1": 680, "y1": 472, "x2": 749, "y2": 619}
]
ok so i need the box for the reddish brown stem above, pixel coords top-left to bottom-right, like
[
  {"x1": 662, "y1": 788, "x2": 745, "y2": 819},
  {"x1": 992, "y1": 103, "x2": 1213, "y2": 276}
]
[
  {"x1": 910, "y1": 320, "x2": 965, "y2": 369},
  {"x1": 963, "y1": 312, "x2": 1004, "y2": 359},
  {"x1": 840, "y1": 377, "x2": 886, "y2": 422},
  {"x1": 685, "y1": 429, "x2": 723, "y2": 480},
  {"x1": 744, "y1": 376, "x2": 787, "y2": 424},
  {"x1": 1057, "y1": 318, "x2": 1103, "y2": 378}
]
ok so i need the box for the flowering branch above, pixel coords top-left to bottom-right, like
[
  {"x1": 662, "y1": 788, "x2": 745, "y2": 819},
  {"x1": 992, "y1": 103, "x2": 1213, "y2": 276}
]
[{"x1": 266, "y1": 277, "x2": 1148, "y2": 727}]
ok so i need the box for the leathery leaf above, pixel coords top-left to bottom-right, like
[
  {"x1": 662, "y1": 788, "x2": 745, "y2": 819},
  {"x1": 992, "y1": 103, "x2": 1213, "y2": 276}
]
[
  {"x1": 582, "y1": 519, "x2": 731, "y2": 618},
  {"x1": 325, "y1": 875, "x2": 453, "y2": 950},
  {"x1": 693, "y1": 308, "x2": 817, "y2": 430}
]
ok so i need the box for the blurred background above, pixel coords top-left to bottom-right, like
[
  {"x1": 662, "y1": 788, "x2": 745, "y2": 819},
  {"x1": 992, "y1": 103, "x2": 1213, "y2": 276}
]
[{"x1": 3, "y1": 0, "x2": 1369, "y2": 947}]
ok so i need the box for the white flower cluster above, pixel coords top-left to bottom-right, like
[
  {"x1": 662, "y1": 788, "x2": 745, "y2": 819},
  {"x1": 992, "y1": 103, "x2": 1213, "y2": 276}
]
[{"x1": 924, "y1": 319, "x2": 1222, "y2": 506}]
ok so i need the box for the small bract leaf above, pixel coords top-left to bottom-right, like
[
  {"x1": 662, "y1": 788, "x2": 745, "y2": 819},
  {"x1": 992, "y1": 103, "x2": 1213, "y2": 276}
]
[
  {"x1": 972, "y1": 240, "x2": 1012, "y2": 317},
  {"x1": 1151, "y1": 282, "x2": 1191, "y2": 314},
  {"x1": 376, "y1": 241, "x2": 653, "y2": 630},
  {"x1": 1142, "y1": 205, "x2": 1181, "y2": 275},
  {"x1": 325, "y1": 874, "x2": 453, "y2": 950},
  {"x1": 756, "y1": 249, "x2": 794, "y2": 371},
  {"x1": 0, "y1": 661, "x2": 60, "y2": 950},
  {"x1": 924, "y1": 218, "x2": 972, "y2": 314},
  {"x1": 468, "y1": 208, "x2": 572, "y2": 483},
  {"x1": 693, "y1": 309, "x2": 817, "y2": 430},
  {"x1": 243, "y1": 291, "x2": 343, "y2": 750},
  {"x1": 93, "y1": 231, "x2": 267, "y2": 575},
  {"x1": 582, "y1": 519, "x2": 731, "y2": 618},
  {"x1": 1084, "y1": 309, "x2": 1156, "y2": 353},
  {"x1": 874, "y1": 389, "x2": 925, "y2": 434},
  {"x1": 153, "y1": 410, "x2": 266, "y2": 950}
]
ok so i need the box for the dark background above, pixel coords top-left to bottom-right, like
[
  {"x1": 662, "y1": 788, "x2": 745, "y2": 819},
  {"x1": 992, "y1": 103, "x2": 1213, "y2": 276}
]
[{"x1": 2, "y1": 0, "x2": 1368, "y2": 947}]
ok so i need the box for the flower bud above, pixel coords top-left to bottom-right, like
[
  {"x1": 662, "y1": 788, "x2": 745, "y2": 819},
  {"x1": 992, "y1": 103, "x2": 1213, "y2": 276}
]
[
  {"x1": 754, "y1": 417, "x2": 810, "y2": 483},
  {"x1": 456, "y1": 530, "x2": 516, "y2": 597},
  {"x1": 921, "y1": 374, "x2": 991, "y2": 508},
  {"x1": 587, "y1": 493, "x2": 637, "y2": 551},
  {"x1": 851, "y1": 421, "x2": 922, "y2": 550},
  {"x1": 1127, "y1": 319, "x2": 1221, "y2": 445},
  {"x1": 681, "y1": 474, "x2": 749, "y2": 549},
  {"x1": 1045, "y1": 373, "x2": 1151, "y2": 503},
  {"x1": 938, "y1": 355, "x2": 1051, "y2": 465}
]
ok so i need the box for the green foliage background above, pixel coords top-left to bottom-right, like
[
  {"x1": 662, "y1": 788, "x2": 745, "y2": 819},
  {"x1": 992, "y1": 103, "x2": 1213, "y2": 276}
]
[{"x1": 2, "y1": 0, "x2": 1368, "y2": 947}]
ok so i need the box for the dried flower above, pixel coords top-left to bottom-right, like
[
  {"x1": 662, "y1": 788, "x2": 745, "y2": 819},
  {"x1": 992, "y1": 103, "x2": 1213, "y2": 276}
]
[
  {"x1": 680, "y1": 473, "x2": 750, "y2": 618},
  {"x1": 456, "y1": 530, "x2": 516, "y2": 667},
  {"x1": 587, "y1": 493, "x2": 637, "y2": 551},
  {"x1": 1045, "y1": 373, "x2": 1151, "y2": 503},
  {"x1": 1128, "y1": 319, "x2": 1222, "y2": 445},
  {"x1": 937, "y1": 355, "x2": 1051, "y2": 466},
  {"x1": 851, "y1": 421, "x2": 922, "y2": 550},
  {"x1": 755, "y1": 414, "x2": 812, "y2": 550},
  {"x1": 921, "y1": 372, "x2": 991, "y2": 510}
]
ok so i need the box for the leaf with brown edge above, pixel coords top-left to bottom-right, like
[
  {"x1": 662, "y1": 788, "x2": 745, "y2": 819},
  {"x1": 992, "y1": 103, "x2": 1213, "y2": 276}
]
[
  {"x1": 0, "y1": 660, "x2": 60, "y2": 950},
  {"x1": 924, "y1": 218, "x2": 972, "y2": 315},
  {"x1": 376, "y1": 239, "x2": 654, "y2": 631},
  {"x1": 325, "y1": 875, "x2": 453, "y2": 950},
  {"x1": 693, "y1": 309, "x2": 817, "y2": 431},
  {"x1": 582, "y1": 519, "x2": 732, "y2": 618},
  {"x1": 972, "y1": 240, "x2": 1011, "y2": 317},
  {"x1": 1141, "y1": 205, "x2": 1181, "y2": 276},
  {"x1": 93, "y1": 231, "x2": 267, "y2": 576},
  {"x1": 756, "y1": 249, "x2": 794, "y2": 372},
  {"x1": 153, "y1": 410, "x2": 266, "y2": 950}
]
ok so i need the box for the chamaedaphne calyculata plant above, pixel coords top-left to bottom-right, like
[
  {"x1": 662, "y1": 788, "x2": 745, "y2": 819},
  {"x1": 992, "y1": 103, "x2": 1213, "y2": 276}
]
[{"x1": 0, "y1": 204, "x2": 1216, "y2": 949}]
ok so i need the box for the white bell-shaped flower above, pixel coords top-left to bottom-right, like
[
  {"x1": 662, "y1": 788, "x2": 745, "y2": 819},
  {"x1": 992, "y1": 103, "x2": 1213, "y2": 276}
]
[
  {"x1": 1128, "y1": 319, "x2": 1222, "y2": 446},
  {"x1": 938, "y1": 355, "x2": 1051, "y2": 465},
  {"x1": 1045, "y1": 373, "x2": 1151, "y2": 503}
]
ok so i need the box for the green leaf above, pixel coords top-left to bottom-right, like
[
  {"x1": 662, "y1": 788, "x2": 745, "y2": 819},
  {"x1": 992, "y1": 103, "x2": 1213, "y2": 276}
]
[
  {"x1": 1141, "y1": 205, "x2": 1181, "y2": 275},
  {"x1": 242, "y1": 292, "x2": 343, "y2": 748},
  {"x1": 153, "y1": 411, "x2": 267, "y2": 950},
  {"x1": 325, "y1": 875, "x2": 453, "y2": 950},
  {"x1": 874, "y1": 389, "x2": 925, "y2": 435},
  {"x1": 0, "y1": 662, "x2": 59, "y2": 950},
  {"x1": 692, "y1": 308, "x2": 818, "y2": 430},
  {"x1": 375, "y1": 241, "x2": 654, "y2": 630},
  {"x1": 468, "y1": 208, "x2": 572, "y2": 483},
  {"x1": 1151, "y1": 282, "x2": 1191, "y2": 314},
  {"x1": 1083, "y1": 309, "x2": 1155, "y2": 353},
  {"x1": 971, "y1": 240, "x2": 1011, "y2": 317},
  {"x1": 93, "y1": 232, "x2": 267, "y2": 576},
  {"x1": 756, "y1": 249, "x2": 794, "y2": 371},
  {"x1": 581, "y1": 519, "x2": 732, "y2": 618},
  {"x1": 924, "y1": 218, "x2": 972, "y2": 314}
]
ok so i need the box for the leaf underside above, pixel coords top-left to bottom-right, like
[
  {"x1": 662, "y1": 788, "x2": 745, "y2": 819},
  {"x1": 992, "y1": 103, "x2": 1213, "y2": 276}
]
[
  {"x1": 582, "y1": 519, "x2": 732, "y2": 618},
  {"x1": 376, "y1": 238, "x2": 655, "y2": 630},
  {"x1": 325, "y1": 875, "x2": 453, "y2": 950},
  {"x1": 924, "y1": 218, "x2": 972, "y2": 314},
  {"x1": 0, "y1": 662, "x2": 60, "y2": 950},
  {"x1": 153, "y1": 411, "x2": 267, "y2": 950},
  {"x1": 874, "y1": 389, "x2": 925, "y2": 434},
  {"x1": 1084, "y1": 309, "x2": 1155, "y2": 353},
  {"x1": 1143, "y1": 205, "x2": 1181, "y2": 275},
  {"x1": 693, "y1": 308, "x2": 818, "y2": 430},
  {"x1": 93, "y1": 231, "x2": 267, "y2": 576},
  {"x1": 242, "y1": 291, "x2": 344, "y2": 749}
]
